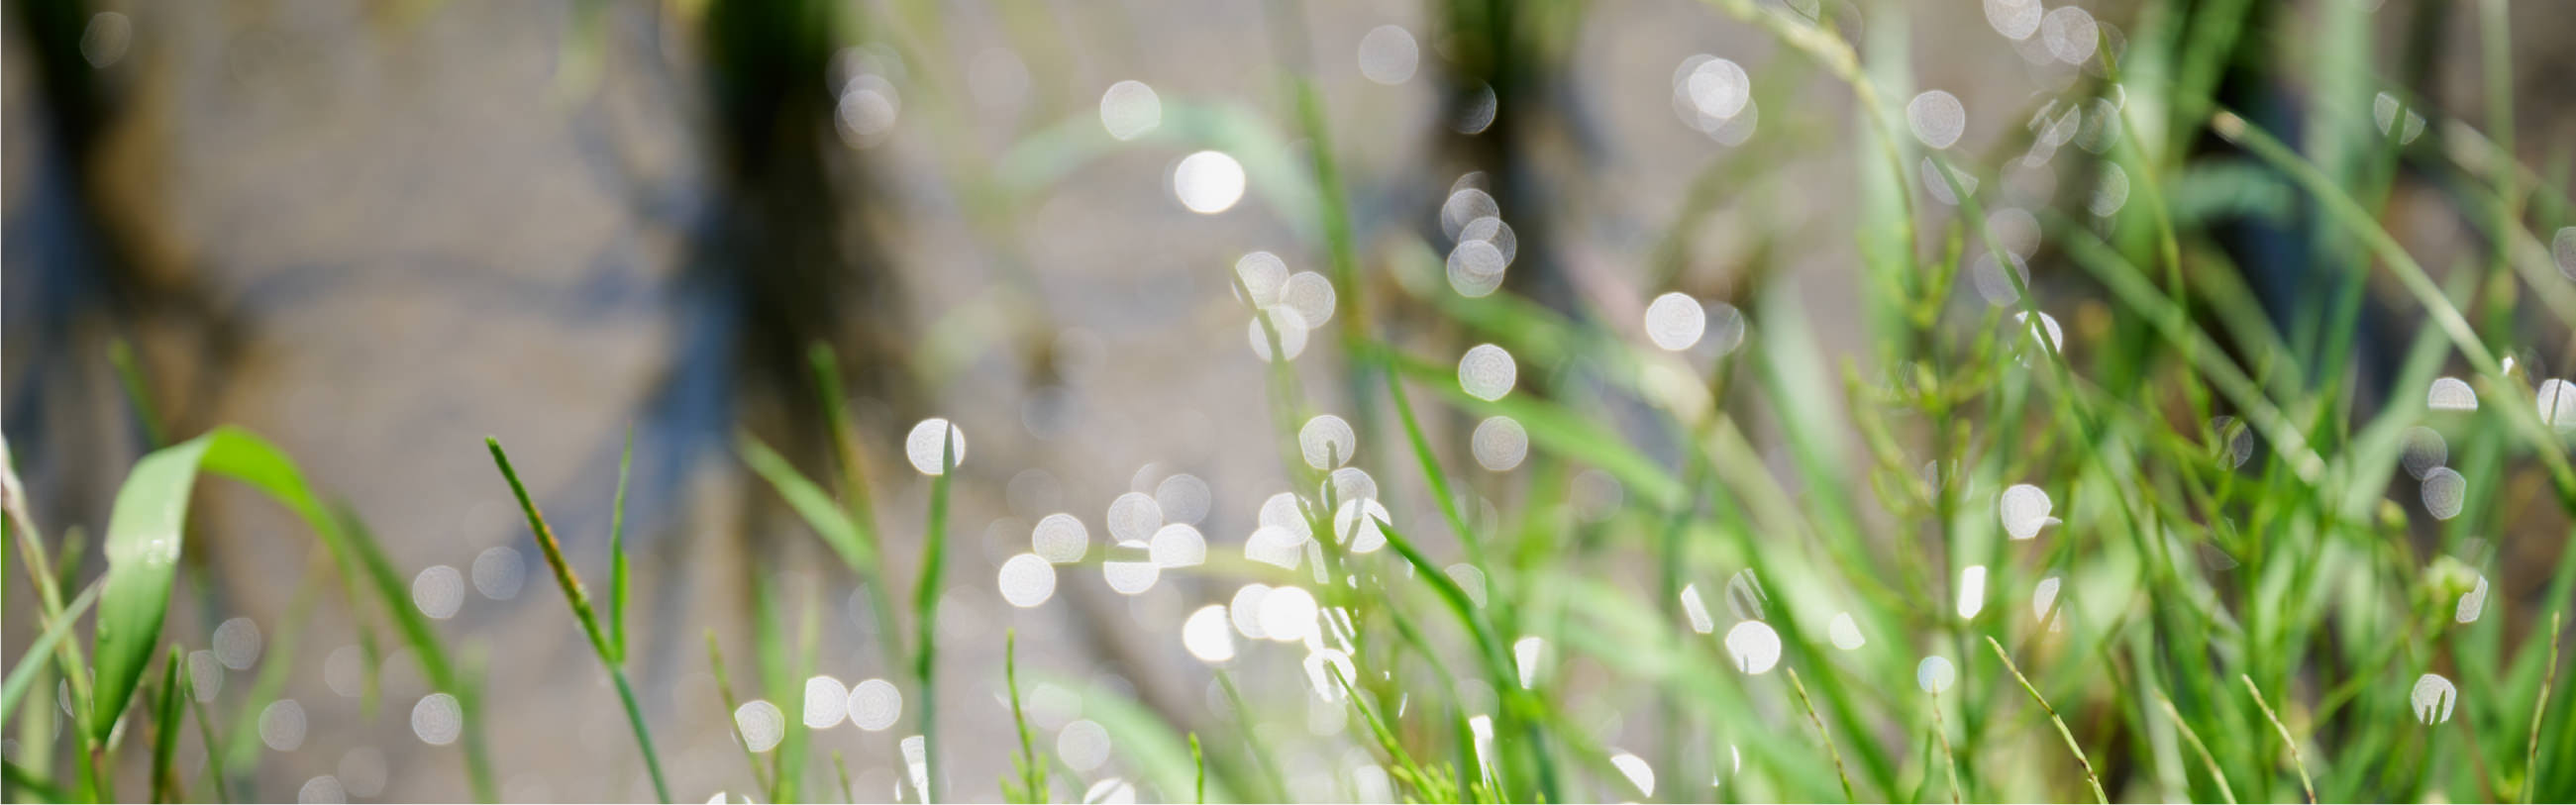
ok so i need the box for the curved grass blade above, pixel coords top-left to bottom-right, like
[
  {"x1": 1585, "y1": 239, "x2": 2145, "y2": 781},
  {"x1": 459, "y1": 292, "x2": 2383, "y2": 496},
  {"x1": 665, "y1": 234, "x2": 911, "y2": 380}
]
[
  {"x1": 151, "y1": 646, "x2": 186, "y2": 802},
  {"x1": 0, "y1": 581, "x2": 103, "y2": 720},
  {"x1": 88, "y1": 435, "x2": 216, "y2": 742}
]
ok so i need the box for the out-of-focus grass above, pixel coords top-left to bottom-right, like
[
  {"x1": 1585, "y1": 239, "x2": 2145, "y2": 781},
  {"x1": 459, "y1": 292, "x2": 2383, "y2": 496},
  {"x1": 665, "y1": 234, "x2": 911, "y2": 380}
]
[{"x1": 8, "y1": 1, "x2": 2576, "y2": 803}]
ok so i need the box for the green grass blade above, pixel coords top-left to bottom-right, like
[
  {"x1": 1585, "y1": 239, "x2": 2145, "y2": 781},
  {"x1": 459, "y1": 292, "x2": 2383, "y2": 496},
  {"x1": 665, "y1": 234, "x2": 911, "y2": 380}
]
[
  {"x1": 912, "y1": 431, "x2": 956, "y2": 803},
  {"x1": 484, "y1": 437, "x2": 670, "y2": 803},
  {"x1": 740, "y1": 434, "x2": 876, "y2": 574},
  {"x1": 0, "y1": 580, "x2": 102, "y2": 720},
  {"x1": 151, "y1": 646, "x2": 186, "y2": 802},
  {"x1": 108, "y1": 339, "x2": 169, "y2": 450},
  {"x1": 89, "y1": 433, "x2": 217, "y2": 743},
  {"x1": 609, "y1": 426, "x2": 634, "y2": 664},
  {"x1": 707, "y1": 630, "x2": 773, "y2": 800}
]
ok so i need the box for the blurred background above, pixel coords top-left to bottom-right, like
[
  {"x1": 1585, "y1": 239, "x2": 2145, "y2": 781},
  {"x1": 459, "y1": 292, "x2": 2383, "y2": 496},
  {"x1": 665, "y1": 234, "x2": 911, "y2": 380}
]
[{"x1": 5, "y1": 0, "x2": 2575, "y2": 801}]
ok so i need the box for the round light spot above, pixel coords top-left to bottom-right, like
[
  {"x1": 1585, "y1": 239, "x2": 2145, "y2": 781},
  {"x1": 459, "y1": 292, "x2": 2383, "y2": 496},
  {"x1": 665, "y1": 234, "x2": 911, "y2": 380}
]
[
  {"x1": 1174, "y1": 151, "x2": 1247, "y2": 214},
  {"x1": 1149, "y1": 524, "x2": 1206, "y2": 568},
  {"x1": 1917, "y1": 655, "x2": 1956, "y2": 693},
  {"x1": 2540, "y1": 379, "x2": 2576, "y2": 432},
  {"x1": 470, "y1": 547, "x2": 525, "y2": 600},
  {"x1": 1459, "y1": 216, "x2": 1519, "y2": 265},
  {"x1": 1446, "y1": 240, "x2": 1508, "y2": 298},
  {"x1": 1248, "y1": 306, "x2": 1311, "y2": 361},
  {"x1": 734, "y1": 700, "x2": 785, "y2": 753},
  {"x1": 2399, "y1": 426, "x2": 2447, "y2": 480},
  {"x1": 188, "y1": 651, "x2": 224, "y2": 701},
  {"x1": 1155, "y1": 474, "x2": 1212, "y2": 526},
  {"x1": 1827, "y1": 612, "x2": 1865, "y2": 650},
  {"x1": 411, "y1": 692, "x2": 463, "y2": 746},
  {"x1": 998, "y1": 553, "x2": 1058, "y2": 608},
  {"x1": 1304, "y1": 649, "x2": 1357, "y2": 701},
  {"x1": 1332, "y1": 499, "x2": 1391, "y2": 553},
  {"x1": 1283, "y1": 271, "x2": 1336, "y2": 326},
  {"x1": 2411, "y1": 673, "x2": 2457, "y2": 724},
  {"x1": 338, "y1": 748, "x2": 388, "y2": 797},
  {"x1": 1725, "y1": 569, "x2": 1769, "y2": 621},
  {"x1": 1684, "y1": 57, "x2": 1751, "y2": 121},
  {"x1": 1107, "y1": 492, "x2": 1164, "y2": 544},
  {"x1": 1184, "y1": 605, "x2": 1236, "y2": 663},
  {"x1": 847, "y1": 679, "x2": 902, "y2": 732},
  {"x1": 2089, "y1": 163, "x2": 2130, "y2": 217},
  {"x1": 2213, "y1": 416, "x2": 2255, "y2": 468},
  {"x1": 1033, "y1": 514, "x2": 1089, "y2": 563},
  {"x1": 803, "y1": 675, "x2": 850, "y2": 729},
  {"x1": 1448, "y1": 564, "x2": 1489, "y2": 608},
  {"x1": 1906, "y1": 90, "x2": 1967, "y2": 150},
  {"x1": 215, "y1": 617, "x2": 262, "y2": 670},
  {"x1": 835, "y1": 74, "x2": 900, "y2": 147},
  {"x1": 2034, "y1": 576, "x2": 2063, "y2": 623},
  {"x1": 2421, "y1": 467, "x2": 2467, "y2": 521},
  {"x1": 413, "y1": 564, "x2": 464, "y2": 620},
  {"x1": 904, "y1": 418, "x2": 964, "y2": 475},
  {"x1": 1299, "y1": 415, "x2": 1358, "y2": 469},
  {"x1": 2000, "y1": 484, "x2": 2054, "y2": 540},
  {"x1": 2040, "y1": 7, "x2": 2100, "y2": 64},
  {"x1": 1471, "y1": 416, "x2": 1528, "y2": 471},
  {"x1": 298, "y1": 775, "x2": 345, "y2": 804},
  {"x1": 1458, "y1": 344, "x2": 1517, "y2": 401},
  {"x1": 1246, "y1": 527, "x2": 1305, "y2": 569},
  {"x1": 1356, "y1": 25, "x2": 1418, "y2": 85},
  {"x1": 1972, "y1": 253, "x2": 2030, "y2": 307},
  {"x1": 79, "y1": 12, "x2": 132, "y2": 68},
  {"x1": 1988, "y1": 207, "x2": 2043, "y2": 259},
  {"x1": 1328, "y1": 466, "x2": 1379, "y2": 505},
  {"x1": 1058, "y1": 719, "x2": 1112, "y2": 771},
  {"x1": 1083, "y1": 778, "x2": 1137, "y2": 805},
  {"x1": 2427, "y1": 376, "x2": 2478, "y2": 411},
  {"x1": 1235, "y1": 252, "x2": 1288, "y2": 306},
  {"x1": 1260, "y1": 586, "x2": 1320, "y2": 644},
  {"x1": 1230, "y1": 585, "x2": 1273, "y2": 639},
  {"x1": 2012, "y1": 311, "x2": 2064, "y2": 364},
  {"x1": 1103, "y1": 541, "x2": 1161, "y2": 595},
  {"x1": 1957, "y1": 564, "x2": 1989, "y2": 619},
  {"x1": 1722, "y1": 621, "x2": 1781, "y2": 674},
  {"x1": 1680, "y1": 584, "x2": 1714, "y2": 634},
  {"x1": 1441, "y1": 187, "x2": 1500, "y2": 241},
  {"x1": 324, "y1": 646, "x2": 365, "y2": 698},
  {"x1": 1259, "y1": 491, "x2": 1313, "y2": 539},
  {"x1": 1644, "y1": 292, "x2": 1706, "y2": 351},
  {"x1": 1609, "y1": 751, "x2": 1656, "y2": 797},
  {"x1": 2456, "y1": 573, "x2": 2489, "y2": 624},
  {"x1": 1098, "y1": 80, "x2": 1161, "y2": 141},
  {"x1": 260, "y1": 699, "x2": 308, "y2": 751},
  {"x1": 2553, "y1": 227, "x2": 2576, "y2": 281},
  {"x1": 1983, "y1": 0, "x2": 2040, "y2": 40}
]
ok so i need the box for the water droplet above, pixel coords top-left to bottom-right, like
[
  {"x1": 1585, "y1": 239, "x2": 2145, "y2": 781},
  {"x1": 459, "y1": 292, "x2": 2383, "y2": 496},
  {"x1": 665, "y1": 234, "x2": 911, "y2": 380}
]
[
  {"x1": 803, "y1": 675, "x2": 850, "y2": 729},
  {"x1": 1175, "y1": 151, "x2": 1247, "y2": 214},
  {"x1": 1957, "y1": 564, "x2": 1988, "y2": 619},
  {"x1": 215, "y1": 617, "x2": 262, "y2": 670},
  {"x1": 471, "y1": 547, "x2": 524, "y2": 600},
  {"x1": 1248, "y1": 305, "x2": 1311, "y2": 361},
  {"x1": 1331, "y1": 499, "x2": 1391, "y2": 553},
  {"x1": 1984, "y1": 0, "x2": 2040, "y2": 40},
  {"x1": 260, "y1": 699, "x2": 308, "y2": 751},
  {"x1": 1644, "y1": 292, "x2": 1706, "y2": 351},
  {"x1": 1917, "y1": 655, "x2": 1956, "y2": 693},
  {"x1": 2456, "y1": 573, "x2": 2489, "y2": 624},
  {"x1": 1906, "y1": 90, "x2": 1967, "y2": 150},
  {"x1": 1033, "y1": 513, "x2": 1089, "y2": 563},
  {"x1": 1262, "y1": 586, "x2": 1320, "y2": 644},
  {"x1": 413, "y1": 564, "x2": 464, "y2": 620},
  {"x1": 2427, "y1": 376, "x2": 2478, "y2": 411},
  {"x1": 904, "y1": 418, "x2": 964, "y2": 475},
  {"x1": 2040, "y1": 7, "x2": 2100, "y2": 64},
  {"x1": 1103, "y1": 541, "x2": 1161, "y2": 595},
  {"x1": 1300, "y1": 415, "x2": 1358, "y2": 469},
  {"x1": 1156, "y1": 473, "x2": 1212, "y2": 526},
  {"x1": 1150, "y1": 524, "x2": 1206, "y2": 568},
  {"x1": 1184, "y1": 605, "x2": 1237, "y2": 663},
  {"x1": 734, "y1": 700, "x2": 785, "y2": 753},
  {"x1": 1107, "y1": 492, "x2": 1164, "y2": 544},
  {"x1": 79, "y1": 12, "x2": 131, "y2": 69},
  {"x1": 1471, "y1": 416, "x2": 1528, "y2": 471},
  {"x1": 411, "y1": 693, "x2": 462, "y2": 746},
  {"x1": 1357, "y1": 25, "x2": 1419, "y2": 85},
  {"x1": 847, "y1": 679, "x2": 901, "y2": 732},
  {"x1": 1058, "y1": 719, "x2": 1112, "y2": 771},
  {"x1": 1280, "y1": 273, "x2": 1337, "y2": 330},
  {"x1": 2400, "y1": 426, "x2": 2448, "y2": 480},
  {"x1": 1680, "y1": 583, "x2": 1715, "y2": 635},
  {"x1": 1458, "y1": 344, "x2": 1518, "y2": 401},
  {"x1": 2539, "y1": 379, "x2": 2576, "y2": 432},
  {"x1": 1723, "y1": 621, "x2": 1781, "y2": 674},
  {"x1": 2000, "y1": 484, "x2": 2055, "y2": 540},
  {"x1": 1098, "y1": 80, "x2": 1160, "y2": 140},
  {"x1": 2421, "y1": 467, "x2": 2466, "y2": 520},
  {"x1": 998, "y1": 553, "x2": 1058, "y2": 608},
  {"x1": 1610, "y1": 751, "x2": 1657, "y2": 797},
  {"x1": 2411, "y1": 673, "x2": 2456, "y2": 724},
  {"x1": 1827, "y1": 612, "x2": 1865, "y2": 650}
]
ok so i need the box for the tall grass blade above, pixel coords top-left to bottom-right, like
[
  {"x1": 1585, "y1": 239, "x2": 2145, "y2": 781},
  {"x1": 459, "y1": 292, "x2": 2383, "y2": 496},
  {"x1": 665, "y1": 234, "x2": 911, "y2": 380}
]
[
  {"x1": 912, "y1": 432, "x2": 956, "y2": 803},
  {"x1": 0, "y1": 580, "x2": 102, "y2": 720},
  {"x1": 1988, "y1": 637, "x2": 2108, "y2": 803},
  {"x1": 2241, "y1": 673, "x2": 2318, "y2": 804}
]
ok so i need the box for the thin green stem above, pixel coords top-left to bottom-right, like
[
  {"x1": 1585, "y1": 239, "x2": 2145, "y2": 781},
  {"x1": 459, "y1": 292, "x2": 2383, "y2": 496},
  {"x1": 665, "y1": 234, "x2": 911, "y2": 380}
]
[
  {"x1": 1987, "y1": 637, "x2": 2108, "y2": 804},
  {"x1": 2240, "y1": 673, "x2": 2317, "y2": 804},
  {"x1": 2156, "y1": 693, "x2": 2238, "y2": 805},
  {"x1": 1785, "y1": 666, "x2": 1858, "y2": 803},
  {"x1": 912, "y1": 431, "x2": 957, "y2": 803},
  {"x1": 2528, "y1": 611, "x2": 2563, "y2": 804}
]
